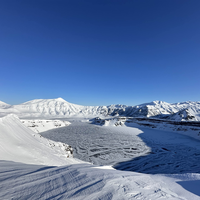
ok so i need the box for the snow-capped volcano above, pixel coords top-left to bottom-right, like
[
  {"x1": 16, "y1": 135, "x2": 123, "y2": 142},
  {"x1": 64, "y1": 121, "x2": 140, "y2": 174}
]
[
  {"x1": 9, "y1": 98, "x2": 127, "y2": 118},
  {"x1": 14, "y1": 98, "x2": 84, "y2": 116},
  {"x1": 0, "y1": 98, "x2": 200, "y2": 121}
]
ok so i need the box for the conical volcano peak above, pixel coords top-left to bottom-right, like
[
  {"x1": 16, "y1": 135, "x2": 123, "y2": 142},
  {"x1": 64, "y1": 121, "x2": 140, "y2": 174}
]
[{"x1": 55, "y1": 97, "x2": 66, "y2": 102}]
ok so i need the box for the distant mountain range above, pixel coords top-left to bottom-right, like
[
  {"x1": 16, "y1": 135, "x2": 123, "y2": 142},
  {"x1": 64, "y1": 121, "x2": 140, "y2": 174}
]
[{"x1": 0, "y1": 98, "x2": 200, "y2": 121}]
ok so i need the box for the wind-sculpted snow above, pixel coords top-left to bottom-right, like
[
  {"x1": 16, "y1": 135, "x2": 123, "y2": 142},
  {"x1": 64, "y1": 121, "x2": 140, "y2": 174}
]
[
  {"x1": 1, "y1": 160, "x2": 199, "y2": 200},
  {"x1": 0, "y1": 98, "x2": 200, "y2": 121}
]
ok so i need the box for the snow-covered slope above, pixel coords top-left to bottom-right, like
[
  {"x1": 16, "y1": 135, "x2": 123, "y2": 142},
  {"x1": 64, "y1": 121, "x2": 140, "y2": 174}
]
[
  {"x1": 0, "y1": 98, "x2": 200, "y2": 121},
  {"x1": 2, "y1": 160, "x2": 200, "y2": 200},
  {"x1": 12, "y1": 98, "x2": 109, "y2": 118},
  {"x1": 0, "y1": 101, "x2": 20, "y2": 118},
  {"x1": 0, "y1": 100, "x2": 10, "y2": 108},
  {"x1": 0, "y1": 114, "x2": 79, "y2": 166},
  {"x1": 10, "y1": 98, "x2": 127, "y2": 118},
  {"x1": 1, "y1": 114, "x2": 200, "y2": 199},
  {"x1": 21, "y1": 119, "x2": 71, "y2": 133},
  {"x1": 121, "y1": 100, "x2": 200, "y2": 120},
  {"x1": 167, "y1": 106, "x2": 200, "y2": 121}
]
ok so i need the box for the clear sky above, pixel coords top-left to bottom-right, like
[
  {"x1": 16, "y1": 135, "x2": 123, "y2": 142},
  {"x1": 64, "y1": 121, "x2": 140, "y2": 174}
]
[{"x1": 0, "y1": 0, "x2": 200, "y2": 106}]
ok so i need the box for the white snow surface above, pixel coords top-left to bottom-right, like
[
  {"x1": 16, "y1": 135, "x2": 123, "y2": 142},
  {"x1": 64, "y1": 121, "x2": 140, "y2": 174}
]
[
  {"x1": 21, "y1": 119, "x2": 71, "y2": 133},
  {"x1": 167, "y1": 107, "x2": 200, "y2": 121},
  {"x1": 0, "y1": 114, "x2": 79, "y2": 166},
  {"x1": 0, "y1": 100, "x2": 10, "y2": 108},
  {"x1": 135, "y1": 100, "x2": 200, "y2": 120},
  {"x1": 2, "y1": 160, "x2": 200, "y2": 200},
  {"x1": 0, "y1": 98, "x2": 200, "y2": 121},
  {"x1": 1, "y1": 114, "x2": 200, "y2": 199},
  {"x1": 93, "y1": 116, "x2": 200, "y2": 141},
  {"x1": 12, "y1": 98, "x2": 114, "y2": 118}
]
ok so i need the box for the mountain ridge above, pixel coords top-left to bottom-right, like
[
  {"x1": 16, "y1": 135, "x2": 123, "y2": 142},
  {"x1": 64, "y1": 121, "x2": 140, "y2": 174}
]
[{"x1": 0, "y1": 98, "x2": 200, "y2": 121}]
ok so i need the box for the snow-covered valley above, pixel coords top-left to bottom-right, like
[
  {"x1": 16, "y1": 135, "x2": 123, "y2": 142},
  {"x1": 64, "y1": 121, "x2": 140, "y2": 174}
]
[
  {"x1": 1, "y1": 98, "x2": 200, "y2": 199},
  {"x1": 41, "y1": 119, "x2": 200, "y2": 174}
]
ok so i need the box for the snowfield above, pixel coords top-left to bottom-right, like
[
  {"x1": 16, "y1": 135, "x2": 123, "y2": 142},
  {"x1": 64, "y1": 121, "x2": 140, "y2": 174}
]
[
  {"x1": 21, "y1": 119, "x2": 71, "y2": 133},
  {"x1": 2, "y1": 160, "x2": 200, "y2": 200},
  {"x1": 1, "y1": 98, "x2": 200, "y2": 199},
  {"x1": 92, "y1": 117, "x2": 200, "y2": 140}
]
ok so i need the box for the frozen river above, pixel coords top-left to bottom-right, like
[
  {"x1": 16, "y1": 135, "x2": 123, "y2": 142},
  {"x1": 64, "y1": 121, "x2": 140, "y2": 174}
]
[{"x1": 41, "y1": 119, "x2": 200, "y2": 174}]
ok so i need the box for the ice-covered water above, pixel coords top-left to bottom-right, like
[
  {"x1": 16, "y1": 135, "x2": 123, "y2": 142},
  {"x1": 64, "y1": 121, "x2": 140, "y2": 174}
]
[
  {"x1": 41, "y1": 119, "x2": 200, "y2": 174},
  {"x1": 41, "y1": 120, "x2": 150, "y2": 166}
]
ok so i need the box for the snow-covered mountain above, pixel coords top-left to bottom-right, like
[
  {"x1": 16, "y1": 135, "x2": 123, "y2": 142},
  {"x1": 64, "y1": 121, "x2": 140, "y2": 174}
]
[
  {"x1": 0, "y1": 100, "x2": 10, "y2": 108},
  {"x1": 0, "y1": 98, "x2": 200, "y2": 121},
  {"x1": 121, "y1": 100, "x2": 200, "y2": 121},
  {"x1": 9, "y1": 98, "x2": 127, "y2": 118},
  {"x1": 167, "y1": 107, "x2": 200, "y2": 121},
  {"x1": 0, "y1": 101, "x2": 20, "y2": 118}
]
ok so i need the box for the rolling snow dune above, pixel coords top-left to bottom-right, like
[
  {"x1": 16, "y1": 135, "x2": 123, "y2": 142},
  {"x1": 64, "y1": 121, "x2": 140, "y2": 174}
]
[
  {"x1": 1, "y1": 161, "x2": 200, "y2": 200},
  {"x1": 0, "y1": 114, "x2": 80, "y2": 166}
]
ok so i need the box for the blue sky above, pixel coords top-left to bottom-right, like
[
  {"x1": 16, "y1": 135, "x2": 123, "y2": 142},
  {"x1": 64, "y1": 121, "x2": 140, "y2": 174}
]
[{"x1": 0, "y1": 0, "x2": 200, "y2": 106}]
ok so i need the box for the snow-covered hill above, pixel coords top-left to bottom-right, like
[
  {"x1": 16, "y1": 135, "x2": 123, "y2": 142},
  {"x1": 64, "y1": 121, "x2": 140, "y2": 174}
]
[
  {"x1": 0, "y1": 98, "x2": 200, "y2": 121},
  {"x1": 0, "y1": 100, "x2": 10, "y2": 108},
  {"x1": 0, "y1": 114, "x2": 77, "y2": 166}
]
